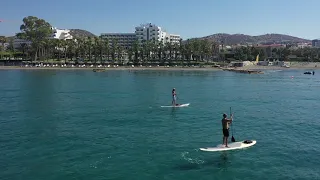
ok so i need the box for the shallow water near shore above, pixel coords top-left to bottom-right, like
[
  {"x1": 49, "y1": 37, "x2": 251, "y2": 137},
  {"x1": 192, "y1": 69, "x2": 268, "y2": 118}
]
[{"x1": 1, "y1": 69, "x2": 320, "y2": 180}]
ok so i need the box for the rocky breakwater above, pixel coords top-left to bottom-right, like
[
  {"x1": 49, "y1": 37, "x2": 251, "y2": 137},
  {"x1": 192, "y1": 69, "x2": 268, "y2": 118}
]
[{"x1": 222, "y1": 68, "x2": 263, "y2": 74}]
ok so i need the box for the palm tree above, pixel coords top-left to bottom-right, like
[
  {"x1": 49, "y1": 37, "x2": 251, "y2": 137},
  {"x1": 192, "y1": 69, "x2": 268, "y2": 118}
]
[
  {"x1": 200, "y1": 39, "x2": 211, "y2": 63},
  {"x1": 153, "y1": 39, "x2": 159, "y2": 63},
  {"x1": 164, "y1": 37, "x2": 173, "y2": 63},
  {"x1": 127, "y1": 47, "x2": 133, "y2": 63},
  {"x1": 184, "y1": 40, "x2": 192, "y2": 65},
  {"x1": 272, "y1": 48, "x2": 278, "y2": 58},
  {"x1": 143, "y1": 40, "x2": 153, "y2": 64},
  {"x1": 79, "y1": 38, "x2": 87, "y2": 61},
  {"x1": 41, "y1": 39, "x2": 50, "y2": 62},
  {"x1": 250, "y1": 46, "x2": 260, "y2": 61},
  {"x1": 117, "y1": 45, "x2": 123, "y2": 65},
  {"x1": 97, "y1": 37, "x2": 103, "y2": 63},
  {"x1": 19, "y1": 43, "x2": 29, "y2": 60},
  {"x1": 179, "y1": 40, "x2": 186, "y2": 66},
  {"x1": 86, "y1": 37, "x2": 93, "y2": 62},
  {"x1": 111, "y1": 39, "x2": 118, "y2": 65},
  {"x1": 191, "y1": 39, "x2": 200, "y2": 62},
  {"x1": 211, "y1": 41, "x2": 219, "y2": 60},
  {"x1": 0, "y1": 36, "x2": 7, "y2": 60},
  {"x1": 7, "y1": 38, "x2": 15, "y2": 60},
  {"x1": 158, "y1": 40, "x2": 164, "y2": 64},
  {"x1": 62, "y1": 40, "x2": 69, "y2": 63},
  {"x1": 132, "y1": 40, "x2": 139, "y2": 65},
  {"x1": 103, "y1": 38, "x2": 110, "y2": 62},
  {"x1": 66, "y1": 39, "x2": 76, "y2": 61},
  {"x1": 93, "y1": 37, "x2": 102, "y2": 65}
]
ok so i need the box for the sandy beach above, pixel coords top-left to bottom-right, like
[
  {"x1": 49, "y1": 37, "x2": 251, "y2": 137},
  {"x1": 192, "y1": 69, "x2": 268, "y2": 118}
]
[
  {"x1": 0, "y1": 66, "x2": 222, "y2": 71},
  {"x1": 1, "y1": 62, "x2": 319, "y2": 71}
]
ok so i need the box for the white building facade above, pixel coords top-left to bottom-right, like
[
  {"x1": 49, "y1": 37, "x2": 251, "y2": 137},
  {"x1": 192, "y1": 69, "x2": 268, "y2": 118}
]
[
  {"x1": 168, "y1": 34, "x2": 181, "y2": 44},
  {"x1": 135, "y1": 23, "x2": 181, "y2": 45},
  {"x1": 100, "y1": 33, "x2": 136, "y2": 49},
  {"x1": 135, "y1": 23, "x2": 166, "y2": 43},
  {"x1": 50, "y1": 27, "x2": 73, "y2": 40},
  {"x1": 13, "y1": 38, "x2": 32, "y2": 49}
]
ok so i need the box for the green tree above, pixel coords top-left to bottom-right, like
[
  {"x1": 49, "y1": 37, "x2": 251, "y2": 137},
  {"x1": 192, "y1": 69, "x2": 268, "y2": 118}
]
[
  {"x1": 18, "y1": 43, "x2": 29, "y2": 60},
  {"x1": 86, "y1": 37, "x2": 94, "y2": 62},
  {"x1": 111, "y1": 39, "x2": 118, "y2": 64},
  {"x1": 158, "y1": 40, "x2": 164, "y2": 64},
  {"x1": 66, "y1": 39, "x2": 76, "y2": 61},
  {"x1": 103, "y1": 38, "x2": 110, "y2": 62},
  {"x1": 7, "y1": 38, "x2": 15, "y2": 59},
  {"x1": 250, "y1": 46, "x2": 260, "y2": 60},
  {"x1": 0, "y1": 36, "x2": 8, "y2": 60},
  {"x1": 132, "y1": 40, "x2": 140, "y2": 65},
  {"x1": 16, "y1": 16, "x2": 52, "y2": 61}
]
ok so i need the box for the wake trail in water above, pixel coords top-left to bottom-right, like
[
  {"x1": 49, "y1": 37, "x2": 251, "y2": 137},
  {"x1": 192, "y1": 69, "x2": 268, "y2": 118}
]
[{"x1": 181, "y1": 151, "x2": 205, "y2": 164}]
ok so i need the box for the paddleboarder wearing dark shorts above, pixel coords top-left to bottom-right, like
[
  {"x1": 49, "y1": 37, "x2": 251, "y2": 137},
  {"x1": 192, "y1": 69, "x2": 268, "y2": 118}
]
[
  {"x1": 222, "y1": 113, "x2": 233, "y2": 147},
  {"x1": 172, "y1": 88, "x2": 177, "y2": 106}
]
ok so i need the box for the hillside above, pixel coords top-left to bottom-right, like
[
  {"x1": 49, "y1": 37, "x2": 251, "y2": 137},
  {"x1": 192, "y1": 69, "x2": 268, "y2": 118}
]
[
  {"x1": 189, "y1": 33, "x2": 311, "y2": 45},
  {"x1": 5, "y1": 29, "x2": 96, "y2": 40},
  {"x1": 69, "y1": 29, "x2": 97, "y2": 38}
]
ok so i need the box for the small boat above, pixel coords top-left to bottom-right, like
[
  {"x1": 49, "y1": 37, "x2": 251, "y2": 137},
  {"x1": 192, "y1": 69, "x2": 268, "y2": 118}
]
[
  {"x1": 93, "y1": 68, "x2": 106, "y2": 72},
  {"x1": 304, "y1": 72, "x2": 312, "y2": 74}
]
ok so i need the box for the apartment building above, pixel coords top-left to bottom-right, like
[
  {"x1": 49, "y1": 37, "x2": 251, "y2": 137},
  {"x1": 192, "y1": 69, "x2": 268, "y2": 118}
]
[
  {"x1": 135, "y1": 23, "x2": 181, "y2": 45},
  {"x1": 100, "y1": 33, "x2": 136, "y2": 49}
]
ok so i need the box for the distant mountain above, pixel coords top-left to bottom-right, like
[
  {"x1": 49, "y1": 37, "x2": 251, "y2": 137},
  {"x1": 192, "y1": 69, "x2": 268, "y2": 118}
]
[
  {"x1": 5, "y1": 36, "x2": 15, "y2": 41},
  {"x1": 69, "y1": 29, "x2": 96, "y2": 38},
  {"x1": 188, "y1": 33, "x2": 311, "y2": 45}
]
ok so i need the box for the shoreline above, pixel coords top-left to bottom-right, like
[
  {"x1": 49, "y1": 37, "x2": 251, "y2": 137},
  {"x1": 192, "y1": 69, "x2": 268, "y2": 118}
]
[
  {"x1": 0, "y1": 66, "x2": 222, "y2": 71},
  {"x1": 237, "y1": 66, "x2": 320, "y2": 70},
  {"x1": 0, "y1": 65, "x2": 319, "y2": 71}
]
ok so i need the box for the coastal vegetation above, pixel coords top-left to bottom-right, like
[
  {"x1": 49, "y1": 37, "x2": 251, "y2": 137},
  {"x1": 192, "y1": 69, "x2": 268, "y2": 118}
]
[{"x1": 1, "y1": 16, "x2": 320, "y2": 66}]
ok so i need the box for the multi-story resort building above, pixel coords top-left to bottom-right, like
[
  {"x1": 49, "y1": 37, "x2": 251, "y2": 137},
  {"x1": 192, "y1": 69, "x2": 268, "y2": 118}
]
[
  {"x1": 168, "y1": 34, "x2": 181, "y2": 44},
  {"x1": 312, "y1": 39, "x2": 320, "y2": 47},
  {"x1": 101, "y1": 23, "x2": 181, "y2": 47},
  {"x1": 49, "y1": 27, "x2": 73, "y2": 40},
  {"x1": 13, "y1": 39, "x2": 32, "y2": 49},
  {"x1": 135, "y1": 23, "x2": 181, "y2": 44},
  {"x1": 135, "y1": 23, "x2": 167, "y2": 43},
  {"x1": 100, "y1": 33, "x2": 136, "y2": 49}
]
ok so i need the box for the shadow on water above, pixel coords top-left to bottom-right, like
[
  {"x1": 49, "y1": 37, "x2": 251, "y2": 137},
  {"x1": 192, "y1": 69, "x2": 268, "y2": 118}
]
[
  {"x1": 175, "y1": 151, "x2": 232, "y2": 171},
  {"x1": 170, "y1": 108, "x2": 178, "y2": 118}
]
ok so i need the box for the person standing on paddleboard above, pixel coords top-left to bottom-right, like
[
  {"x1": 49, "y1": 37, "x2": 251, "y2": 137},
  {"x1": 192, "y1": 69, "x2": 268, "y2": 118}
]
[
  {"x1": 222, "y1": 113, "x2": 233, "y2": 147},
  {"x1": 172, "y1": 88, "x2": 177, "y2": 106}
]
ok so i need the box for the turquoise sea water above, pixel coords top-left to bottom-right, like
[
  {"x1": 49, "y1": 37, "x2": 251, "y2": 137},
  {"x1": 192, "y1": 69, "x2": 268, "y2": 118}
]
[{"x1": 1, "y1": 69, "x2": 320, "y2": 180}]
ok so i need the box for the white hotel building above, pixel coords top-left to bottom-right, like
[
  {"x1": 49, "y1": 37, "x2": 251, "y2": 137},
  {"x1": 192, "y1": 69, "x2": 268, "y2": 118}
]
[
  {"x1": 49, "y1": 27, "x2": 73, "y2": 40},
  {"x1": 135, "y1": 23, "x2": 181, "y2": 44},
  {"x1": 13, "y1": 27, "x2": 73, "y2": 49},
  {"x1": 100, "y1": 23, "x2": 181, "y2": 48},
  {"x1": 100, "y1": 33, "x2": 136, "y2": 49}
]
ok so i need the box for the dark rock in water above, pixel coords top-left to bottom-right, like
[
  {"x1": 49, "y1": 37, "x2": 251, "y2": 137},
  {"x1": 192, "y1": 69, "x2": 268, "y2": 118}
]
[
  {"x1": 222, "y1": 68, "x2": 263, "y2": 74},
  {"x1": 93, "y1": 68, "x2": 106, "y2": 72}
]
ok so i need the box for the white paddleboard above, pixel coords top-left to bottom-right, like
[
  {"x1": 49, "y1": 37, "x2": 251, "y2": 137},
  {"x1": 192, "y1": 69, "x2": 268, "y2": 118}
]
[
  {"x1": 199, "y1": 140, "x2": 256, "y2": 152},
  {"x1": 160, "y1": 103, "x2": 190, "y2": 108}
]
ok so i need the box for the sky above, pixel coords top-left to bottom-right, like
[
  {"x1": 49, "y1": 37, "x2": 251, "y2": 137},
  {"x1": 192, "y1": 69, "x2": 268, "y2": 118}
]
[{"x1": 1, "y1": 0, "x2": 319, "y2": 40}]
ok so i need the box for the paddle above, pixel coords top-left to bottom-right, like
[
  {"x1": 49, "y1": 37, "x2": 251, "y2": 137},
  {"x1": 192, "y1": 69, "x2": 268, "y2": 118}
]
[{"x1": 230, "y1": 107, "x2": 236, "y2": 142}]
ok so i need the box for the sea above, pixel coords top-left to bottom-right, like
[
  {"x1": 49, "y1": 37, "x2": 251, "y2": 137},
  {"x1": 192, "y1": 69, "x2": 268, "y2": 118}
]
[{"x1": 0, "y1": 69, "x2": 319, "y2": 180}]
